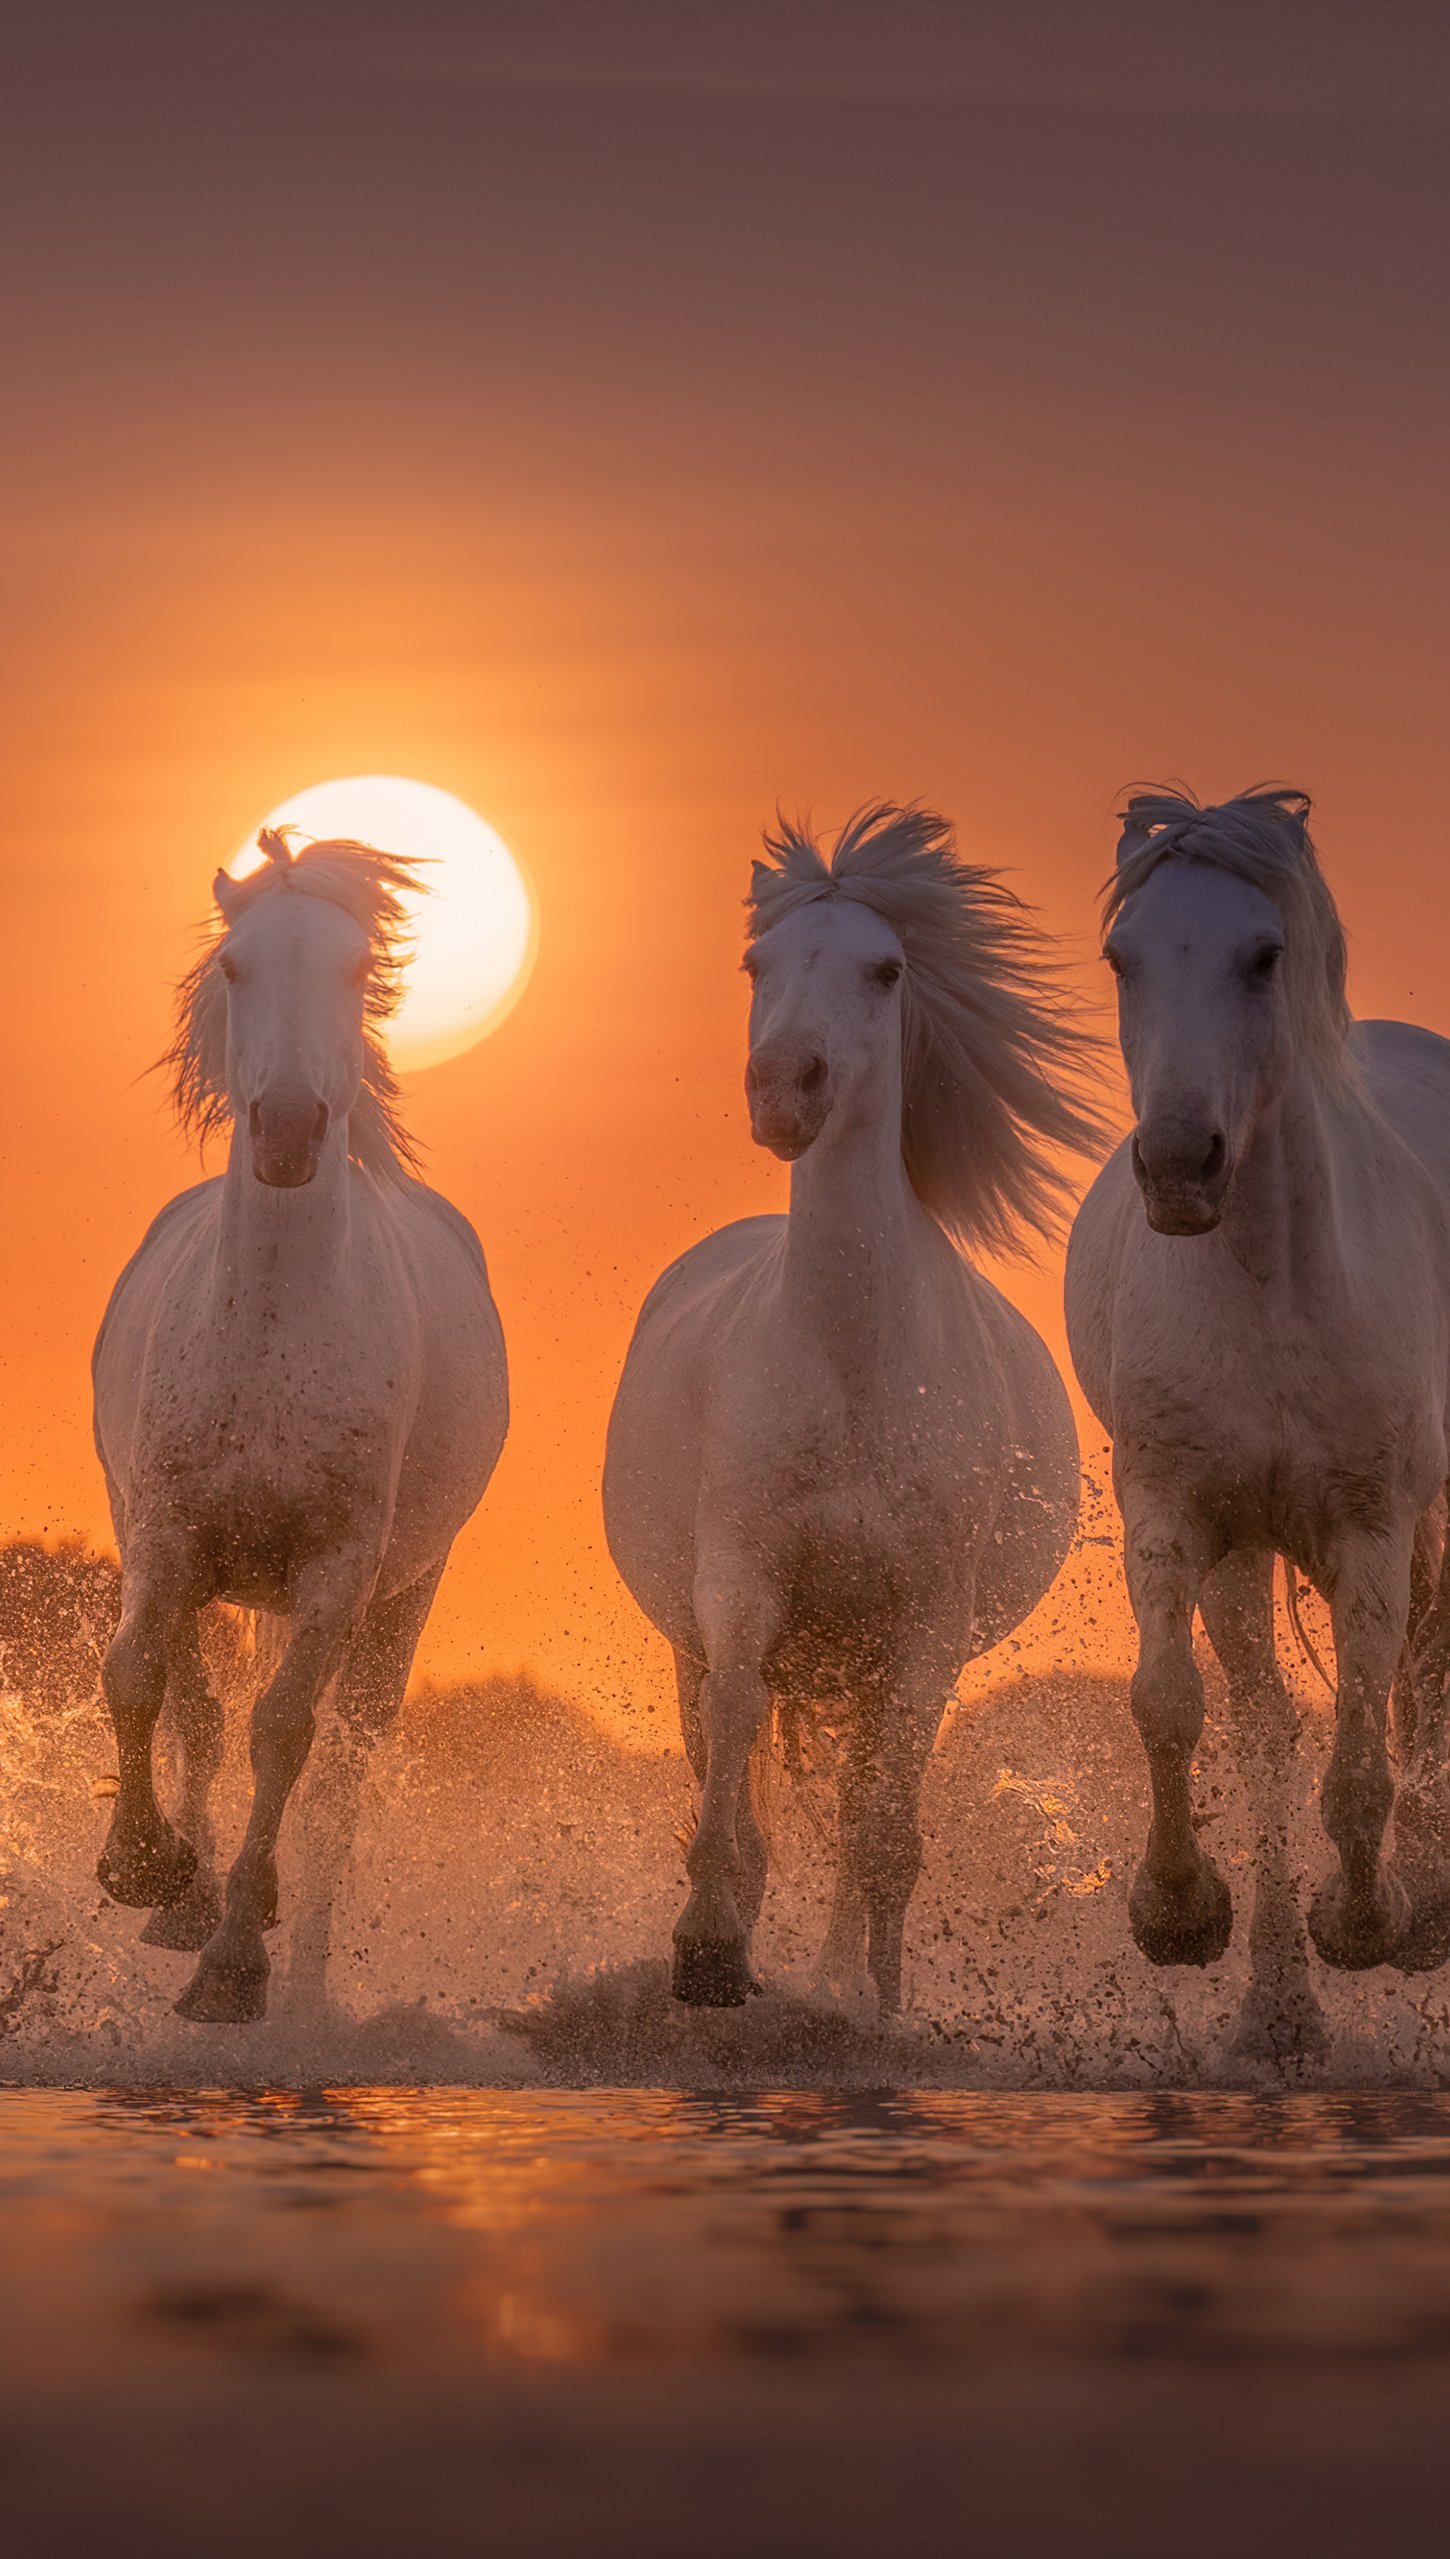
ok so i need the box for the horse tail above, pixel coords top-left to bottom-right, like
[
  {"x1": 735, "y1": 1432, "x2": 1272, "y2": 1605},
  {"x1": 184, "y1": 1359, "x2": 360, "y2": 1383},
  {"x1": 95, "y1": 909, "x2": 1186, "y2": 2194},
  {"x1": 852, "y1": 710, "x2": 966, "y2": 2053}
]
[
  {"x1": 196, "y1": 1603, "x2": 288, "y2": 1704},
  {"x1": 1281, "y1": 1558, "x2": 1336, "y2": 1697}
]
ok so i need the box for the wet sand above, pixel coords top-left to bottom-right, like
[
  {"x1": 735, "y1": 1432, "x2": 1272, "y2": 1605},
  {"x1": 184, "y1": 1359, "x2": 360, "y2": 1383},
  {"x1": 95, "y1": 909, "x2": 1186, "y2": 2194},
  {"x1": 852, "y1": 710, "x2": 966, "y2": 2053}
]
[{"x1": 6, "y1": 2088, "x2": 1450, "y2": 2557}]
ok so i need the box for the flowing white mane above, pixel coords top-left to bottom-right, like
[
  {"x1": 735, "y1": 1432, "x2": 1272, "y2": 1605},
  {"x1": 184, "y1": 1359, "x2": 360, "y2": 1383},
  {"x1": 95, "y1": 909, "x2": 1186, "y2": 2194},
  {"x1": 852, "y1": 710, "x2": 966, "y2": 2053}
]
[
  {"x1": 748, "y1": 803, "x2": 1109, "y2": 1254},
  {"x1": 1106, "y1": 784, "x2": 1354, "y2": 1082},
  {"x1": 165, "y1": 829, "x2": 422, "y2": 1179}
]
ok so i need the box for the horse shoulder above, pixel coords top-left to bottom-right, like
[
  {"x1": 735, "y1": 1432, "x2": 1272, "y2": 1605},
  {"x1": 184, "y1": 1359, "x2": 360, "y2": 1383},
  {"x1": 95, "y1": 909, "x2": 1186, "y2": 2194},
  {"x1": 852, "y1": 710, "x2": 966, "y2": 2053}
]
[
  {"x1": 1063, "y1": 1141, "x2": 1137, "y2": 1433},
  {"x1": 93, "y1": 1178, "x2": 223, "y2": 1361},
  {"x1": 604, "y1": 1219, "x2": 786, "y2": 1640},
  {"x1": 631, "y1": 1215, "x2": 785, "y2": 1341}
]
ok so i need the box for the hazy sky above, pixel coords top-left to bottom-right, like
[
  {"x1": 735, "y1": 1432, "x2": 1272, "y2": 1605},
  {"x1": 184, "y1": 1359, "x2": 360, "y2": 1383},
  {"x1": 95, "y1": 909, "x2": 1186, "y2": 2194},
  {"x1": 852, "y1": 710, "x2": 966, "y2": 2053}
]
[{"x1": 4, "y1": 4, "x2": 1447, "y2": 1707}]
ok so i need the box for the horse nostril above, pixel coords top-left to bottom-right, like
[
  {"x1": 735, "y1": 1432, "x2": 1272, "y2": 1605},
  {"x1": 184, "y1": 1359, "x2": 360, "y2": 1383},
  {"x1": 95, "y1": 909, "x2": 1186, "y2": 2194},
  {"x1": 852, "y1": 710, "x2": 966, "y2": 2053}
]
[
  {"x1": 248, "y1": 1100, "x2": 263, "y2": 1143},
  {"x1": 312, "y1": 1100, "x2": 330, "y2": 1145},
  {"x1": 1200, "y1": 1133, "x2": 1227, "y2": 1184},
  {"x1": 799, "y1": 1055, "x2": 827, "y2": 1099}
]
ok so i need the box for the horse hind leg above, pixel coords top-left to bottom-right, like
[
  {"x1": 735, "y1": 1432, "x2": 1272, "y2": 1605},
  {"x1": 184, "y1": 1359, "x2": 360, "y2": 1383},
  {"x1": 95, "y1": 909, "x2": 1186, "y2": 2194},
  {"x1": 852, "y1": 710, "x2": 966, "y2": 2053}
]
[
  {"x1": 140, "y1": 1615, "x2": 227, "y2": 1953},
  {"x1": 284, "y1": 1561, "x2": 447, "y2": 2013},
  {"x1": 817, "y1": 1707, "x2": 895, "y2": 2006},
  {"x1": 97, "y1": 1568, "x2": 198, "y2": 1912},
  {"x1": 1198, "y1": 1548, "x2": 1328, "y2": 2068},
  {"x1": 855, "y1": 1668, "x2": 952, "y2": 2016},
  {"x1": 1390, "y1": 1488, "x2": 1450, "y2": 1974}
]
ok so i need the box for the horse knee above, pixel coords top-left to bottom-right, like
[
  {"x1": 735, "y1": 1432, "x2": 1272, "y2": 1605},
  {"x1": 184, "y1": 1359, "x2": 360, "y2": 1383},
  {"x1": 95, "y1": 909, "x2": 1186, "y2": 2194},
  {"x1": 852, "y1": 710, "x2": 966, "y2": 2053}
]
[
  {"x1": 104, "y1": 1617, "x2": 168, "y2": 1728},
  {"x1": 1131, "y1": 1645, "x2": 1204, "y2": 1755},
  {"x1": 699, "y1": 1663, "x2": 769, "y2": 1756},
  {"x1": 1322, "y1": 1719, "x2": 1394, "y2": 1848}
]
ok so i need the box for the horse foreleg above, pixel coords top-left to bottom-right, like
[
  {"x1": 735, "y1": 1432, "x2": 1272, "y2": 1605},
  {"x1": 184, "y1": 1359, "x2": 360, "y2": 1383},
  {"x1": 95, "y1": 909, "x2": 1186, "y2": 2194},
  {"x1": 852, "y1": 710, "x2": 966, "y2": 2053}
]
[
  {"x1": 97, "y1": 1564, "x2": 198, "y2": 1913},
  {"x1": 140, "y1": 1615, "x2": 226, "y2": 1953},
  {"x1": 285, "y1": 1560, "x2": 447, "y2": 2012},
  {"x1": 175, "y1": 1550, "x2": 376, "y2": 2025},
  {"x1": 1198, "y1": 1548, "x2": 1327, "y2": 2065},
  {"x1": 674, "y1": 1644, "x2": 767, "y2": 1942},
  {"x1": 672, "y1": 1576, "x2": 776, "y2": 2007},
  {"x1": 1123, "y1": 1502, "x2": 1231, "y2": 1966},
  {"x1": 1309, "y1": 1529, "x2": 1413, "y2": 1970}
]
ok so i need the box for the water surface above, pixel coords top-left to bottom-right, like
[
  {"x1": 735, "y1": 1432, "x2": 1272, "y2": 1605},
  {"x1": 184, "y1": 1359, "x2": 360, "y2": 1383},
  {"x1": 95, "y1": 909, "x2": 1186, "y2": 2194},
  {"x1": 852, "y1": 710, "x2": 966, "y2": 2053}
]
[{"x1": 6, "y1": 2088, "x2": 1450, "y2": 2555}]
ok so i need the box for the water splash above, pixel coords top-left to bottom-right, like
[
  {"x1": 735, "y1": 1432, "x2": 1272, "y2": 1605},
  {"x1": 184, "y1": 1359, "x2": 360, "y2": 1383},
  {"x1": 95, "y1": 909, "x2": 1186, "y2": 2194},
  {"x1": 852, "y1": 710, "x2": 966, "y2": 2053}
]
[{"x1": 4, "y1": 1656, "x2": 1450, "y2": 2089}]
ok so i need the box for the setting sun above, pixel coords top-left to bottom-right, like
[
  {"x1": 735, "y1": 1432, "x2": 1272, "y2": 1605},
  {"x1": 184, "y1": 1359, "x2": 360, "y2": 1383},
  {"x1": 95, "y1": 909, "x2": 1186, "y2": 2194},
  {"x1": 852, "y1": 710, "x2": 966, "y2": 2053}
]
[{"x1": 231, "y1": 775, "x2": 537, "y2": 1074}]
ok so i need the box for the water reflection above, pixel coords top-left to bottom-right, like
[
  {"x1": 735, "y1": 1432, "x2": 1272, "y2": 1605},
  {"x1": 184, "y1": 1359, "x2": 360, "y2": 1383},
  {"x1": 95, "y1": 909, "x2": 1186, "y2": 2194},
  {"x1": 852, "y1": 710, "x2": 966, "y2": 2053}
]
[{"x1": 5, "y1": 2090, "x2": 1450, "y2": 2387}]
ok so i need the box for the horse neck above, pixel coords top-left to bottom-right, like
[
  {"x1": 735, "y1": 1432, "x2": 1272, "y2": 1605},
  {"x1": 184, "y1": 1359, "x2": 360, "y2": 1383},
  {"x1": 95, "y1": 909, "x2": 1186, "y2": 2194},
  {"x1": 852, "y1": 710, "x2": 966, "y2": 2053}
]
[
  {"x1": 215, "y1": 1120, "x2": 355, "y2": 1303},
  {"x1": 782, "y1": 1060, "x2": 920, "y2": 1332},
  {"x1": 1220, "y1": 1053, "x2": 1365, "y2": 1286}
]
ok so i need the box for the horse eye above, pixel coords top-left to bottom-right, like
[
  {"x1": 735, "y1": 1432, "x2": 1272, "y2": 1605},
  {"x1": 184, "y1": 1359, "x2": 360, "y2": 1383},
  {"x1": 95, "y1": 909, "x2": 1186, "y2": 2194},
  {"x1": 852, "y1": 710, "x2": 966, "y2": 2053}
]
[
  {"x1": 1104, "y1": 946, "x2": 1126, "y2": 979},
  {"x1": 1248, "y1": 945, "x2": 1283, "y2": 983},
  {"x1": 870, "y1": 959, "x2": 903, "y2": 989},
  {"x1": 216, "y1": 952, "x2": 239, "y2": 986}
]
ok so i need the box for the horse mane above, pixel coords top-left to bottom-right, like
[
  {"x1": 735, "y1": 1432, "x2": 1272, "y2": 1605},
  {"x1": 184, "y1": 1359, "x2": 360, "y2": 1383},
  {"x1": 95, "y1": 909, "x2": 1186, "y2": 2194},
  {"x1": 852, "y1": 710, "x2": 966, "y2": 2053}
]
[
  {"x1": 1104, "y1": 784, "x2": 1353, "y2": 1083},
  {"x1": 164, "y1": 828, "x2": 422, "y2": 1179},
  {"x1": 748, "y1": 803, "x2": 1110, "y2": 1256}
]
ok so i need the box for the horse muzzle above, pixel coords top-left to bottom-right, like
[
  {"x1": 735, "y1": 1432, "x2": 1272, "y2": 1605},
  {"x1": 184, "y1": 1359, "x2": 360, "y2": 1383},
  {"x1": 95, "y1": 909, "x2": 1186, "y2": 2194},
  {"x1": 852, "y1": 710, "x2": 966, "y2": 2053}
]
[
  {"x1": 248, "y1": 1093, "x2": 331, "y2": 1188},
  {"x1": 746, "y1": 1049, "x2": 831, "y2": 1160},
  {"x1": 1131, "y1": 1125, "x2": 1231, "y2": 1236}
]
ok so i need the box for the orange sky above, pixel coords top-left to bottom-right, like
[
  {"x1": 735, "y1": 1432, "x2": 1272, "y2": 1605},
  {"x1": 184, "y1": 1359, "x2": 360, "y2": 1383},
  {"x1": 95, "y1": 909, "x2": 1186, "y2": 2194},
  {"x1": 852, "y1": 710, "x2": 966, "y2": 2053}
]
[{"x1": 4, "y1": 8, "x2": 1448, "y2": 1725}]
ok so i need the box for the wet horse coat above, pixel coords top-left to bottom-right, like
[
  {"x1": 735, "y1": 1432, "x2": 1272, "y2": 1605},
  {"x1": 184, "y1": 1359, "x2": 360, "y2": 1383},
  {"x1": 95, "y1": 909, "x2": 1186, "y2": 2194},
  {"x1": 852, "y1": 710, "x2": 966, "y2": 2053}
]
[
  {"x1": 1066, "y1": 788, "x2": 1450, "y2": 2048},
  {"x1": 93, "y1": 833, "x2": 508, "y2": 2020},
  {"x1": 605, "y1": 806, "x2": 1104, "y2": 2008}
]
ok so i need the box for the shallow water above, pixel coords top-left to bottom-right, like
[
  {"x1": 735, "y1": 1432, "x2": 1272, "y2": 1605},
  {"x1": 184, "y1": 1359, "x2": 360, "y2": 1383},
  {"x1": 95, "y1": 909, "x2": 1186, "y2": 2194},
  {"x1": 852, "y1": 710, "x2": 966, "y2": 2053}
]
[
  {"x1": 10, "y1": 1664, "x2": 1450, "y2": 2088},
  {"x1": 6, "y1": 2088, "x2": 1450, "y2": 2556},
  {"x1": 10, "y1": 1655, "x2": 1450, "y2": 2548}
]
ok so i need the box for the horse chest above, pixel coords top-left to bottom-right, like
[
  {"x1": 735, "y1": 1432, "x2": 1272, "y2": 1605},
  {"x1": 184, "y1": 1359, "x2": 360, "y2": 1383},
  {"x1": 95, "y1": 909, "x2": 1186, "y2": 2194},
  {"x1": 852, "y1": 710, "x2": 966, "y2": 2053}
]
[
  {"x1": 1118, "y1": 1296, "x2": 1441, "y2": 1550},
  {"x1": 138, "y1": 1311, "x2": 407, "y2": 1559},
  {"x1": 752, "y1": 1375, "x2": 989, "y2": 1634}
]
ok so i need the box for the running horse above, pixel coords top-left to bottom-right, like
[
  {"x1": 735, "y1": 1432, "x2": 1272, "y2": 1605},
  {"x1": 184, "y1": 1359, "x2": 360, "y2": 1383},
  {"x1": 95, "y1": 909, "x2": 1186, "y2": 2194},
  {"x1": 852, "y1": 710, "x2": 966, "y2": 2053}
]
[
  {"x1": 604, "y1": 805, "x2": 1105, "y2": 2008},
  {"x1": 1066, "y1": 787, "x2": 1450, "y2": 2057},
  {"x1": 93, "y1": 831, "x2": 508, "y2": 2022}
]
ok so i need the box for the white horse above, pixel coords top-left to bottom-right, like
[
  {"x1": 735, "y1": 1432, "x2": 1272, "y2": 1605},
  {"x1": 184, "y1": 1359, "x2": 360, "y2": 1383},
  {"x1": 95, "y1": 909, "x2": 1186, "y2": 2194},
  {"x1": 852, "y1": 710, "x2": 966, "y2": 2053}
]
[
  {"x1": 1066, "y1": 787, "x2": 1450, "y2": 2052},
  {"x1": 93, "y1": 832, "x2": 508, "y2": 2023},
  {"x1": 604, "y1": 806, "x2": 1105, "y2": 2008}
]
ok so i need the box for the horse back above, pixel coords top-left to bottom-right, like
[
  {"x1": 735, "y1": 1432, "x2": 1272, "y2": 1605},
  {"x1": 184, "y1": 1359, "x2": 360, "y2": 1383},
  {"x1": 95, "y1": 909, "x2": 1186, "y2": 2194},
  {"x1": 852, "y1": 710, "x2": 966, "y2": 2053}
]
[{"x1": 1359, "y1": 1020, "x2": 1450, "y2": 1205}]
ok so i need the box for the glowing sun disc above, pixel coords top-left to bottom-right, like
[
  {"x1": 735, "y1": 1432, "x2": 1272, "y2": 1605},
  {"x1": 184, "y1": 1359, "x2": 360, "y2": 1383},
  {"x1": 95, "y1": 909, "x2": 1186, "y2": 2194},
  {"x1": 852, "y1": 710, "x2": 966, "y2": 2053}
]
[{"x1": 231, "y1": 775, "x2": 537, "y2": 1074}]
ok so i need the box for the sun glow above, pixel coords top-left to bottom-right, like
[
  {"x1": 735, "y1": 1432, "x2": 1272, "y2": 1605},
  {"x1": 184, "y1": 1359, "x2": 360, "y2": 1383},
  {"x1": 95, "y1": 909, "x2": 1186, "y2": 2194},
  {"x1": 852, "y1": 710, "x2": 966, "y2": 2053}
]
[{"x1": 231, "y1": 775, "x2": 537, "y2": 1073}]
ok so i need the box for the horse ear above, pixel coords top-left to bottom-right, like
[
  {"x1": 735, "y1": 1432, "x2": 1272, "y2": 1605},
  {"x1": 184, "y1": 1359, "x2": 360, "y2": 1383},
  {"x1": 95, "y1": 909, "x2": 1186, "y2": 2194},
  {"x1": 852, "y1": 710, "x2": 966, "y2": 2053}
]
[
  {"x1": 213, "y1": 868, "x2": 242, "y2": 921},
  {"x1": 748, "y1": 859, "x2": 775, "y2": 905},
  {"x1": 1114, "y1": 818, "x2": 1152, "y2": 867}
]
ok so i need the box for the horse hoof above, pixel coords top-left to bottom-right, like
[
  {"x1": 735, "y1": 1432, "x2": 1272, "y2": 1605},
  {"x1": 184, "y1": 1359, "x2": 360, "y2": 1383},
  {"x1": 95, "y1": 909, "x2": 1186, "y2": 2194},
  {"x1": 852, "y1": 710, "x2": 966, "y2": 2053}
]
[
  {"x1": 174, "y1": 1950, "x2": 270, "y2": 2025},
  {"x1": 140, "y1": 1876, "x2": 223, "y2": 1954},
  {"x1": 97, "y1": 1821, "x2": 197, "y2": 1913},
  {"x1": 1387, "y1": 1878, "x2": 1450, "y2": 1976},
  {"x1": 1308, "y1": 1869, "x2": 1410, "y2": 1971},
  {"x1": 1230, "y1": 1985, "x2": 1332, "y2": 2071},
  {"x1": 1389, "y1": 1793, "x2": 1450, "y2": 1972},
  {"x1": 1129, "y1": 1860, "x2": 1233, "y2": 1967},
  {"x1": 672, "y1": 1934, "x2": 758, "y2": 2007}
]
